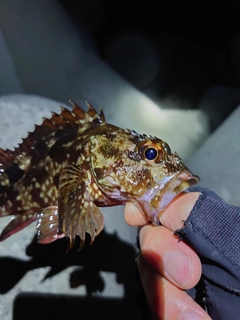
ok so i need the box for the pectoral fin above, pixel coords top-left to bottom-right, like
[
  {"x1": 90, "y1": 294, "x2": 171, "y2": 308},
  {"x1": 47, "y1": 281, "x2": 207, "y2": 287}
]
[{"x1": 58, "y1": 164, "x2": 104, "y2": 250}]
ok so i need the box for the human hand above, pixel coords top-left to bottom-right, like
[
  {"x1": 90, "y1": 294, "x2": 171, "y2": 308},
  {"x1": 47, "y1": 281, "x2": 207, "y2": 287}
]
[{"x1": 124, "y1": 192, "x2": 211, "y2": 320}]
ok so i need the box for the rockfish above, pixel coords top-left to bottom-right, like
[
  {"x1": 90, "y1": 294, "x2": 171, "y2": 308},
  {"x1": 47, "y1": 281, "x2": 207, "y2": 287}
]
[{"x1": 0, "y1": 102, "x2": 199, "y2": 250}]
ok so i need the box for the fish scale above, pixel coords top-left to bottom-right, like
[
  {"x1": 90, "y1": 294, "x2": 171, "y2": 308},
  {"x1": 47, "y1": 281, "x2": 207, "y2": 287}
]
[{"x1": 0, "y1": 101, "x2": 199, "y2": 250}]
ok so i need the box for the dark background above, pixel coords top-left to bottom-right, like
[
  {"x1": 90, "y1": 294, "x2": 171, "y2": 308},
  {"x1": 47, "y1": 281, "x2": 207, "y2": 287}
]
[{"x1": 59, "y1": 0, "x2": 240, "y2": 112}]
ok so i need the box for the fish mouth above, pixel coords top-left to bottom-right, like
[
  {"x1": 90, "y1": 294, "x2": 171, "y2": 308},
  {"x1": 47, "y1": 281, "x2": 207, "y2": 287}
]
[
  {"x1": 141, "y1": 168, "x2": 200, "y2": 225},
  {"x1": 158, "y1": 168, "x2": 200, "y2": 210},
  {"x1": 129, "y1": 167, "x2": 200, "y2": 226},
  {"x1": 172, "y1": 168, "x2": 200, "y2": 194}
]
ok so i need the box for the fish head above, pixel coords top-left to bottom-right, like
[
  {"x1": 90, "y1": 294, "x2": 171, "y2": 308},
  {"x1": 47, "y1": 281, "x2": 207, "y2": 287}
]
[{"x1": 90, "y1": 126, "x2": 199, "y2": 225}]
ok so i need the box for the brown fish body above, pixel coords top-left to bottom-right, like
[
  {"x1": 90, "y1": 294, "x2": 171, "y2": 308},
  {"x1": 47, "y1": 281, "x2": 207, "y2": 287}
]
[{"x1": 0, "y1": 102, "x2": 199, "y2": 249}]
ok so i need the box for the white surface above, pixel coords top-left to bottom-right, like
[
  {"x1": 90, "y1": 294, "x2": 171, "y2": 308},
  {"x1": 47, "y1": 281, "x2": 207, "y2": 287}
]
[{"x1": 186, "y1": 104, "x2": 240, "y2": 206}]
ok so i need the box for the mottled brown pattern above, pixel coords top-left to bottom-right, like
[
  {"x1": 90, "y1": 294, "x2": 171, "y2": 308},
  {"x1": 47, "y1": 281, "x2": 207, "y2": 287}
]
[{"x1": 0, "y1": 101, "x2": 199, "y2": 250}]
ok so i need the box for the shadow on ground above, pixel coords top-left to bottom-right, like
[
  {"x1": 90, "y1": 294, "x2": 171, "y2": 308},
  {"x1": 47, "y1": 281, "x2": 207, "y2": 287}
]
[
  {"x1": 13, "y1": 293, "x2": 148, "y2": 320},
  {"x1": 0, "y1": 230, "x2": 151, "y2": 319}
]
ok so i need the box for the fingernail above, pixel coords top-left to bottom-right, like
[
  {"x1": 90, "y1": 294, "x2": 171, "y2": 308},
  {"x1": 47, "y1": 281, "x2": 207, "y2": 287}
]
[
  {"x1": 164, "y1": 250, "x2": 191, "y2": 286},
  {"x1": 179, "y1": 312, "x2": 203, "y2": 320}
]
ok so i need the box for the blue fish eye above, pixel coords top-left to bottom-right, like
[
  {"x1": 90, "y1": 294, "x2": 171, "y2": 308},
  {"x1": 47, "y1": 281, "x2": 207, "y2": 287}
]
[{"x1": 145, "y1": 147, "x2": 158, "y2": 160}]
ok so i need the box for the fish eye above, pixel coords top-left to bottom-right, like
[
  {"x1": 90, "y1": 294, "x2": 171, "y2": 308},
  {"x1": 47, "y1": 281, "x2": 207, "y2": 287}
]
[
  {"x1": 139, "y1": 142, "x2": 164, "y2": 163},
  {"x1": 145, "y1": 147, "x2": 158, "y2": 160}
]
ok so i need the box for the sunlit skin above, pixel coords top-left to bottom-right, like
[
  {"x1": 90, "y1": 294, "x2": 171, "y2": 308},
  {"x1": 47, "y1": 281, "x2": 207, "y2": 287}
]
[{"x1": 124, "y1": 192, "x2": 211, "y2": 320}]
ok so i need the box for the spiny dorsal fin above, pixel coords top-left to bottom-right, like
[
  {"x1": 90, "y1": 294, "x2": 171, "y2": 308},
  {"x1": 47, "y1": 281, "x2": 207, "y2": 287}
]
[
  {"x1": 0, "y1": 148, "x2": 15, "y2": 168},
  {"x1": 0, "y1": 101, "x2": 106, "y2": 170}
]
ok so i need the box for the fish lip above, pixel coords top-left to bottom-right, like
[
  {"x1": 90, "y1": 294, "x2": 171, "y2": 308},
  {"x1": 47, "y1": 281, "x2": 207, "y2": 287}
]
[
  {"x1": 161, "y1": 168, "x2": 200, "y2": 206},
  {"x1": 172, "y1": 168, "x2": 200, "y2": 194},
  {"x1": 146, "y1": 168, "x2": 200, "y2": 225}
]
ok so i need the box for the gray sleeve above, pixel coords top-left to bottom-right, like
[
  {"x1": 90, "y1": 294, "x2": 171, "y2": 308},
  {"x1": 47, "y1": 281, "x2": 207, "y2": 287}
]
[{"x1": 176, "y1": 187, "x2": 240, "y2": 320}]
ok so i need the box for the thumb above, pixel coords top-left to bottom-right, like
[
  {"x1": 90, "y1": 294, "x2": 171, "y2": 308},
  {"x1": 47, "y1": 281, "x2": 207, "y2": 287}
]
[{"x1": 159, "y1": 192, "x2": 201, "y2": 231}]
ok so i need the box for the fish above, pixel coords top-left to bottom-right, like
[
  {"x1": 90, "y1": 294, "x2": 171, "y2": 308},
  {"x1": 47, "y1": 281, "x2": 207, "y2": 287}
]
[{"x1": 0, "y1": 101, "x2": 199, "y2": 250}]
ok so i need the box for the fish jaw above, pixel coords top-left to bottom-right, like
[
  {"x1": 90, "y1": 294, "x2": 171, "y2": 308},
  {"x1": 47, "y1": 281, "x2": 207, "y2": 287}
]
[{"x1": 131, "y1": 168, "x2": 200, "y2": 225}]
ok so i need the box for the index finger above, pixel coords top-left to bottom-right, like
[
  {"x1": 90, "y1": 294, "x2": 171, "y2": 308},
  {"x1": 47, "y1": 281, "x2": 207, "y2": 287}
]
[{"x1": 124, "y1": 201, "x2": 149, "y2": 226}]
